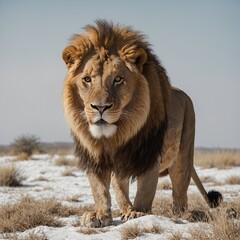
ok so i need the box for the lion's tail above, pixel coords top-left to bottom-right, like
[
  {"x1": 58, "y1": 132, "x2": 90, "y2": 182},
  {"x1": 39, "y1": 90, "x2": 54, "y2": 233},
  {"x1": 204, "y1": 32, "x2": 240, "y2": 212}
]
[{"x1": 191, "y1": 167, "x2": 223, "y2": 208}]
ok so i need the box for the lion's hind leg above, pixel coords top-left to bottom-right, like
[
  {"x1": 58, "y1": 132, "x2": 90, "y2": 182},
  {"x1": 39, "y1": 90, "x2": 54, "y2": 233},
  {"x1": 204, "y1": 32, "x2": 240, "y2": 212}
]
[
  {"x1": 112, "y1": 163, "x2": 160, "y2": 222},
  {"x1": 111, "y1": 174, "x2": 146, "y2": 221},
  {"x1": 169, "y1": 153, "x2": 192, "y2": 215},
  {"x1": 168, "y1": 93, "x2": 195, "y2": 215},
  {"x1": 122, "y1": 162, "x2": 160, "y2": 221},
  {"x1": 111, "y1": 174, "x2": 133, "y2": 219}
]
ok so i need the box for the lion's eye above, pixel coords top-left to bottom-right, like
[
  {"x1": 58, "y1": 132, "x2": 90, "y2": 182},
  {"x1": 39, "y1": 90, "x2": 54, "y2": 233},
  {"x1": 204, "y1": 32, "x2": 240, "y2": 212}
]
[
  {"x1": 114, "y1": 76, "x2": 123, "y2": 84},
  {"x1": 83, "y1": 76, "x2": 92, "y2": 83}
]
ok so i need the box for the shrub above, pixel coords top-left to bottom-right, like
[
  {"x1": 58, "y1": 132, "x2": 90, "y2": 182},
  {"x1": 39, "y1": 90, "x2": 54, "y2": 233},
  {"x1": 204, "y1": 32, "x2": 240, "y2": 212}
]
[
  {"x1": 15, "y1": 152, "x2": 29, "y2": 161},
  {"x1": 121, "y1": 223, "x2": 162, "y2": 240},
  {"x1": 157, "y1": 179, "x2": 172, "y2": 190},
  {"x1": 225, "y1": 175, "x2": 240, "y2": 185},
  {"x1": 78, "y1": 227, "x2": 99, "y2": 235},
  {"x1": 0, "y1": 165, "x2": 24, "y2": 187},
  {"x1": 11, "y1": 135, "x2": 41, "y2": 156},
  {"x1": 4, "y1": 231, "x2": 49, "y2": 240},
  {"x1": 0, "y1": 197, "x2": 62, "y2": 233},
  {"x1": 54, "y1": 156, "x2": 76, "y2": 167},
  {"x1": 189, "y1": 200, "x2": 240, "y2": 240},
  {"x1": 62, "y1": 168, "x2": 75, "y2": 177},
  {"x1": 0, "y1": 196, "x2": 95, "y2": 233}
]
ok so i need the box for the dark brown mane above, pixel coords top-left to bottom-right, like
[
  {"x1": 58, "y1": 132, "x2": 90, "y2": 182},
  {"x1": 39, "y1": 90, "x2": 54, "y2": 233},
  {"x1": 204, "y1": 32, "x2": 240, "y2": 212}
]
[
  {"x1": 74, "y1": 116, "x2": 168, "y2": 178},
  {"x1": 114, "y1": 117, "x2": 168, "y2": 178}
]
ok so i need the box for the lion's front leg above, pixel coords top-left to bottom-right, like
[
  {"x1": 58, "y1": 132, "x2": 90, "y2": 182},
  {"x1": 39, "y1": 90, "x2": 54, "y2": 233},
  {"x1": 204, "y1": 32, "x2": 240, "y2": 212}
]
[{"x1": 81, "y1": 170, "x2": 113, "y2": 227}]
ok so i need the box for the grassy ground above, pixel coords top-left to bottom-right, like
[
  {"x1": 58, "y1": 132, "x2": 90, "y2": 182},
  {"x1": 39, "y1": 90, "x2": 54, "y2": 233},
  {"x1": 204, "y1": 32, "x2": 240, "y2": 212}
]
[
  {"x1": 0, "y1": 148, "x2": 239, "y2": 239},
  {"x1": 194, "y1": 149, "x2": 240, "y2": 168}
]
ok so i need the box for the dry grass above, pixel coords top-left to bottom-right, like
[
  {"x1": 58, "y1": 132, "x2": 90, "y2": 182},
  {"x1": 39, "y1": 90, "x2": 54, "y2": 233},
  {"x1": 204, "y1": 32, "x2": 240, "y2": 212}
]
[
  {"x1": 0, "y1": 196, "x2": 62, "y2": 232},
  {"x1": 157, "y1": 179, "x2": 172, "y2": 190},
  {"x1": 31, "y1": 176, "x2": 48, "y2": 182},
  {"x1": 153, "y1": 195, "x2": 240, "y2": 240},
  {"x1": 55, "y1": 156, "x2": 76, "y2": 167},
  {"x1": 210, "y1": 214, "x2": 240, "y2": 240},
  {"x1": 152, "y1": 196, "x2": 173, "y2": 218},
  {"x1": 152, "y1": 195, "x2": 209, "y2": 222},
  {"x1": 42, "y1": 143, "x2": 74, "y2": 156},
  {"x1": 0, "y1": 165, "x2": 24, "y2": 187},
  {"x1": 14, "y1": 152, "x2": 30, "y2": 161},
  {"x1": 199, "y1": 175, "x2": 215, "y2": 183},
  {"x1": 121, "y1": 223, "x2": 162, "y2": 240},
  {"x1": 225, "y1": 175, "x2": 240, "y2": 185},
  {"x1": 189, "y1": 201, "x2": 240, "y2": 240},
  {"x1": 78, "y1": 227, "x2": 100, "y2": 235},
  {"x1": 184, "y1": 194, "x2": 211, "y2": 222},
  {"x1": 22, "y1": 231, "x2": 48, "y2": 240},
  {"x1": 194, "y1": 149, "x2": 240, "y2": 168},
  {"x1": 62, "y1": 168, "x2": 75, "y2": 177},
  {"x1": 66, "y1": 195, "x2": 80, "y2": 202},
  {"x1": 2, "y1": 231, "x2": 48, "y2": 240},
  {"x1": 24, "y1": 232, "x2": 48, "y2": 240},
  {"x1": 169, "y1": 232, "x2": 186, "y2": 240},
  {"x1": 0, "y1": 196, "x2": 94, "y2": 233},
  {"x1": 78, "y1": 227, "x2": 108, "y2": 235}
]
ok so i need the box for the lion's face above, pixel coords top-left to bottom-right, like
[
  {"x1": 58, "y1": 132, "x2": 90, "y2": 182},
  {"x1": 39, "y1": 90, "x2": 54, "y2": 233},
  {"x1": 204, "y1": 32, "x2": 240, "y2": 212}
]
[
  {"x1": 71, "y1": 53, "x2": 146, "y2": 139},
  {"x1": 63, "y1": 27, "x2": 152, "y2": 143}
]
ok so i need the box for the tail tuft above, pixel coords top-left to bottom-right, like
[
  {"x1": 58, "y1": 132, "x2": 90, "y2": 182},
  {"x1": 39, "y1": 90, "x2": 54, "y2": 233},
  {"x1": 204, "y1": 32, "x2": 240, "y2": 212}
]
[{"x1": 207, "y1": 190, "x2": 223, "y2": 208}]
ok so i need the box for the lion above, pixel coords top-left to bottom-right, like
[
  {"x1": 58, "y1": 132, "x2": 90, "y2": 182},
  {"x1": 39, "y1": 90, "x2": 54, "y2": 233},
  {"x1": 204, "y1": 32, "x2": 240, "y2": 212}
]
[{"x1": 62, "y1": 20, "x2": 222, "y2": 227}]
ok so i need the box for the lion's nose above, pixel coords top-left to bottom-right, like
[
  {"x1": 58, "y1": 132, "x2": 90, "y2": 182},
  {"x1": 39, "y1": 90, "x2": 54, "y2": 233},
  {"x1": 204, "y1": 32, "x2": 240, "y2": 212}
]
[{"x1": 91, "y1": 104, "x2": 112, "y2": 114}]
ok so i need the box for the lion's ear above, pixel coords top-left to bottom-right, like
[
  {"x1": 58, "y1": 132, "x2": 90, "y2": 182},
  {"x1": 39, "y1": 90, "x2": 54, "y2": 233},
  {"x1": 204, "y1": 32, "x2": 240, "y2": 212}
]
[
  {"x1": 62, "y1": 45, "x2": 78, "y2": 70},
  {"x1": 133, "y1": 48, "x2": 147, "y2": 71},
  {"x1": 121, "y1": 47, "x2": 147, "y2": 72}
]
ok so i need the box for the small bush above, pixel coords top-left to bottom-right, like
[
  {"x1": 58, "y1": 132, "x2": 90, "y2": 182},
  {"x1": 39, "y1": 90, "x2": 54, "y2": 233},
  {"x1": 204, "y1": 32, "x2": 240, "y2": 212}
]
[
  {"x1": 78, "y1": 227, "x2": 99, "y2": 235},
  {"x1": 24, "y1": 231, "x2": 48, "y2": 240},
  {"x1": 2, "y1": 231, "x2": 48, "y2": 240},
  {"x1": 0, "y1": 196, "x2": 63, "y2": 233},
  {"x1": 189, "y1": 201, "x2": 240, "y2": 240},
  {"x1": 62, "y1": 168, "x2": 75, "y2": 177},
  {"x1": 55, "y1": 156, "x2": 76, "y2": 167},
  {"x1": 0, "y1": 197, "x2": 96, "y2": 233},
  {"x1": 14, "y1": 152, "x2": 29, "y2": 161},
  {"x1": 121, "y1": 223, "x2": 162, "y2": 240},
  {"x1": 152, "y1": 196, "x2": 173, "y2": 218},
  {"x1": 0, "y1": 165, "x2": 24, "y2": 187},
  {"x1": 11, "y1": 135, "x2": 41, "y2": 156},
  {"x1": 157, "y1": 179, "x2": 172, "y2": 190},
  {"x1": 225, "y1": 175, "x2": 240, "y2": 185},
  {"x1": 200, "y1": 176, "x2": 215, "y2": 183},
  {"x1": 22, "y1": 231, "x2": 49, "y2": 240},
  {"x1": 31, "y1": 176, "x2": 48, "y2": 182},
  {"x1": 66, "y1": 196, "x2": 80, "y2": 202},
  {"x1": 169, "y1": 232, "x2": 185, "y2": 240}
]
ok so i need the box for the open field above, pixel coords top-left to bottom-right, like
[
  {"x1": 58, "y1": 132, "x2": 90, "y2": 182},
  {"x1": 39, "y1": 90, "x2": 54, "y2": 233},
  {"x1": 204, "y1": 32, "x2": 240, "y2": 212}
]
[{"x1": 0, "y1": 147, "x2": 239, "y2": 239}]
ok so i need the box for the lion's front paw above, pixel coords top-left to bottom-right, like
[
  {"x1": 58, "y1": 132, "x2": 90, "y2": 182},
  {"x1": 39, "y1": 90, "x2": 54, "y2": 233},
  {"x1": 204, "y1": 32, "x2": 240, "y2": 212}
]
[
  {"x1": 80, "y1": 211, "x2": 113, "y2": 228},
  {"x1": 121, "y1": 210, "x2": 146, "y2": 222}
]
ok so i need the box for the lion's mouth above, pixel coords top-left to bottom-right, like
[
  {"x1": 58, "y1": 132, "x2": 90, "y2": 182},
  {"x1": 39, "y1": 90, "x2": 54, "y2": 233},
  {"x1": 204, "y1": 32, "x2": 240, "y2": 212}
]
[{"x1": 95, "y1": 119, "x2": 108, "y2": 126}]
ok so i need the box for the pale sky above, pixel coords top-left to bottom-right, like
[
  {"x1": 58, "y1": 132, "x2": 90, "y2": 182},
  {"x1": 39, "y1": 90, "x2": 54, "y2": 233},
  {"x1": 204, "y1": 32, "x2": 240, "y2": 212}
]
[{"x1": 0, "y1": 0, "x2": 239, "y2": 148}]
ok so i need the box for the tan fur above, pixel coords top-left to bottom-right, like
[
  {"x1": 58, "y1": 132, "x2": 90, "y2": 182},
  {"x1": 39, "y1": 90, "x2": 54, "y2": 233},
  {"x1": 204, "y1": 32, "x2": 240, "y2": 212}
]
[{"x1": 62, "y1": 20, "x2": 221, "y2": 227}]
